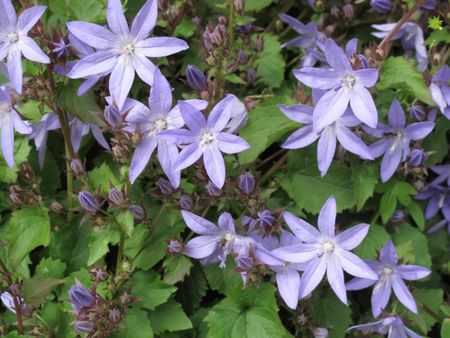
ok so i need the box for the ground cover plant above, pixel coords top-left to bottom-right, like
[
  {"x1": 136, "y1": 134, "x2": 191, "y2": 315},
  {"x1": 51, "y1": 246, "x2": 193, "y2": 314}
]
[{"x1": 0, "y1": 0, "x2": 449, "y2": 337}]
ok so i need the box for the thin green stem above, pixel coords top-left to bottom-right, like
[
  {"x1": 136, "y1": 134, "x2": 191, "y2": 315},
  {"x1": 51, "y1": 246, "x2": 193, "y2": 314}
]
[{"x1": 259, "y1": 152, "x2": 289, "y2": 185}]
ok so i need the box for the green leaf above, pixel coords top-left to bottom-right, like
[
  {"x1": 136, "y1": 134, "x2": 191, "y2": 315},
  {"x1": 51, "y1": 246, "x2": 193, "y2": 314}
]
[
  {"x1": 238, "y1": 97, "x2": 296, "y2": 164},
  {"x1": 376, "y1": 57, "x2": 433, "y2": 105},
  {"x1": 115, "y1": 308, "x2": 154, "y2": 338},
  {"x1": 255, "y1": 34, "x2": 286, "y2": 88},
  {"x1": 88, "y1": 227, "x2": 120, "y2": 265},
  {"x1": 351, "y1": 163, "x2": 379, "y2": 211},
  {"x1": 130, "y1": 271, "x2": 176, "y2": 311},
  {"x1": 423, "y1": 116, "x2": 450, "y2": 165},
  {"x1": 39, "y1": 302, "x2": 74, "y2": 338},
  {"x1": 173, "y1": 18, "x2": 196, "y2": 38},
  {"x1": 353, "y1": 224, "x2": 391, "y2": 260},
  {"x1": 392, "y1": 223, "x2": 432, "y2": 268},
  {"x1": 405, "y1": 288, "x2": 444, "y2": 334},
  {"x1": 117, "y1": 210, "x2": 134, "y2": 237},
  {"x1": 280, "y1": 150, "x2": 355, "y2": 214},
  {"x1": 149, "y1": 300, "x2": 192, "y2": 334},
  {"x1": 225, "y1": 73, "x2": 247, "y2": 85},
  {"x1": 22, "y1": 276, "x2": 64, "y2": 307},
  {"x1": 379, "y1": 180, "x2": 416, "y2": 224},
  {"x1": 87, "y1": 162, "x2": 121, "y2": 193},
  {"x1": 68, "y1": 0, "x2": 106, "y2": 22},
  {"x1": 177, "y1": 262, "x2": 208, "y2": 314},
  {"x1": 0, "y1": 137, "x2": 32, "y2": 183},
  {"x1": 36, "y1": 258, "x2": 67, "y2": 279},
  {"x1": 442, "y1": 319, "x2": 450, "y2": 338},
  {"x1": 205, "y1": 282, "x2": 290, "y2": 338},
  {"x1": 7, "y1": 207, "x2": 51, "y2": 266},
  {"x1": 408, "y1": 201, "x2": 425, "y2": 231},
  {"x1": 163, "y1": 255, "x2": 193, "y2": 285},
  {"x1": 245, "y1": 0, "x2": 274, "y2": 12},
  {"x1": 426, "y1": 29, "x2": 450, "y2": 48}
]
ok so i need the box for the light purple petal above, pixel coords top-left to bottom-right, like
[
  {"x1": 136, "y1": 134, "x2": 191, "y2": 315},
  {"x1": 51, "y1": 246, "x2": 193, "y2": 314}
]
[
  {"x1": 318, "y1": 196, "x2": 336, "y2": 237},
  {"x1": 278, "y1": 14, "x2": 306, "y2": 34},
  {"x1": 109, "y1": 60, "x2": 135, "y2": 110},
  {"x1": 317, "y1": 126, "x2": 336, "y2": 176},
  {"x1": 345, "y1": 277, "x2": 376, "y2": 290},
  {"x1": 174, "y1": 143, "x2": 203, "y2": 171},
  {"x1": 299, "y1": 256, "x2": 327, "y2": 299},
  {"x1": 184, "y1": 235, "x2": 221, "y2": 259},
  {"x1": 107, "y1": 0, "x2": 129, "y2": 36},
  {"x1": 67, "y1": 21, "x2": 116, "y2": 49},
  {"x1": 130, "y1": 0, "x2": 157, "y2": 41},
  {"x1": 283, "y1": 211, "x2": 320, "y2": 243},
  {"x1": 392, "y1": 276, "x2": 417, "y2": 313},
  {"x1": 313, "y1": 87, "x2": 350, "y2": 130},
  {"x1": 1, "y1": 116, "x2": 14, "y2": 167},
  {"x1": 335, "y1": 125, "x2": 373, "y2": 159},
  {"x1": 11, "y1": 110, "x2": 31, "y2": 134},
  {"x1": 157, "y1": 139, "x2": 180, "y2": 188},
  {"x1": 278, "y1": 104, "x2": 313, "y2": 124},
  {"x1": 0, "y1": 0, "x2": 17, "y2": 28},
  {"x1": 371, "y1": 280, "x2": 392, "y2": 317},
  {"x1": 19, "y1": 37, "x2": 50, "y2": 63},
  {"x1": 217, "y1": 212, "x2": 236, "y2": 233},
  {"x1": 338, "y1": 249, "x2": 378, "y2": 280},
  {"x1": 276, "y1": 269, "x2": 300, "y2": 309},
  {"x1": 70, "y1": 120, "x2": 89, "y2": 152},
  {"x1": 207, "y1": 95, "x2": 234, "y2": 132},
  {"x1": 7, "y1": 46, "x2": 23, "y2": 94},
  {"x1": 324, "y1": 39, "x2": 352, "y2": 73},
  {"x1": 282, "y1": 126, "x2": 319, "y2": 149},
  {"x1": 380, "y1": 142, "x2": 403, "y2": 182},
  {"x1": 349, "y1": 85, "x2": 378, "y2": 128},
  {"x1": 379, "y1": 240, "x2": 398, "y2": 265},
  {"x1": 370, "y1": 139, "x2": 390, "y2": 158},
  {"x1": 327, "y1": 254, "x2": 347, "y2": 304},
  {"x1": 149, "y1": 68, "x2": 172, "y2": 116},
  {"x1": 136, "y1": 37, "x2": 188, "y2": 57},
  {"x1": 215, "y1": 133, "x2": 249, "y2": 154},
  {"x1": 129, "y1": 135, "x2": 157, "y2": 183},
  {"x1": 403, "y1": 122, "x2": 434, "y2": 140},
  {"x1": 17, "y1": 6, "x2": 46, "y2": 34},
  {"x1": 132, "y1": 54, "x2": 156, "y2": 85},
  {"x1": 388, "y1": 99, "x2": 406, "y2": 128},
  {"x1": 396, "y1": 265, "x2": 430, "y2": 281},
  {"x1": 181, "y1": 210, "x2": 219, "y2": 235},
  {"x1": 271, "y1": 243, "x2": 321, "y2": 263},
  {"x1": 78, "y1": 76, "x2": 101, "y2": 96},
  {"x1": 157, "y1": 129, "x2": 196, "y2": 144},
  {"x1": 69, "y1": 50, "x2": 117, "y2": 79},
  {"x1": 203, "y1": 145, "x2": 225, "y2": 188},
  {"x1": 354, "y1": 68, "x2": 378, "y2": 87},
  {"x1": 335, "y1": 223, "x2": 370, "y2": 250},
  {"x1": 178, "y1": 101, "x2": 206, "y2": 131},
  {"x1": 293, "y1": 68, "x2": 342, "y2": 90}
]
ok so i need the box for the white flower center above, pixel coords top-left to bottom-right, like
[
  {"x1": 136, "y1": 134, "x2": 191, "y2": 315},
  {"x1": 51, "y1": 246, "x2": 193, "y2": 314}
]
[
  {"x1": 389, "y1": 132, "x2": 403, "y2": 153},
  {"x1": 153, "y1": 118, "x2": 168, "y2": 131},
  {"x1": 0, "y1": 103, "x2": 11, "y2": 117},
  {"x1": 342, "y1": 75, "x2": 356, "y2": 89},
  {"x1": 120, "y1": 41, "x2": 135, "y2": 56},
  {"x1": 6, "y1": 31, "x2": 19, "y2": 44},
  {"x1": 382, "y1": 266, "x2": 393, "y2": 275},
  {"x1": 223, "y1": 231, "x2": 234, "y2": 242},
  {"x1": 199, "y1": 131, "x2": 216, "y2": 147},
  {"x1": 322, "y1": 240, "x2": 335, "y2": 253}
]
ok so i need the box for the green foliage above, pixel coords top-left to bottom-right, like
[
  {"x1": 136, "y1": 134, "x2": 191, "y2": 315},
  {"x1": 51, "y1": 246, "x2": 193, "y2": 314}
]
[
  {"x1": 88, "y1": 226, "x2": 120, "y2": 265},
  {"x1": 353, "y1": 224, "x2": 391, "y2": 260},
  {"x1": 378, "y1": 180, "x2": 416, "y2": 224},
  {"x1": 351, "y1": 162, "x2": 379, "y2": 211},
  {"x1": 392, "y1": 223, "x2": 432, "y2": 268},
  {"x1": 0, "y1": 137, "x2": 31, "y2": 183},
  {"x1": 35, "y1": 258, "x2": 67, "y2": 279},
  {"x1": 163, "y1": 255, "x2": 193, "y2": 285},
  {"x1": 22, "y1": 276, "x2": 64, "y2": 307},
  {"x1": 255, "y1": 34, "x2": 286, "y2": 88},
  {"x1": 245, "y1": 0, "x2": 274, "y2": 12},
  {"x1": 149, "y1": 300, "x2": 192, "y2": 334}
]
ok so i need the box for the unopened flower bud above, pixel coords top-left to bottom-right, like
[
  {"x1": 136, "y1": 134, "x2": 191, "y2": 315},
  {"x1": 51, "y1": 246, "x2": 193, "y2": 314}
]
[
  {"x1": 156, "y1": 178, "x2": 174, "y2": 195},
  {"x1": 109, "y1": 308, "x2": 121, "y2": 322},
  {"x1": 129, "y1": 204, "x2": 145, "y2": 220},
  {"x1": 186, "y1": 65, "x2": 207, "y2": 91},
  {"x1": 313, "y1": 328, "x2": 329, "y2": 338},
  {"x1": 108, "y1": 187, "x2": 124, "y2": 205},
  {"x1": 237, "y1": 50, "x2": 248, "y2": 64},
  {"x1": 168, "y1": 239, "x2": 183, "y2": 253},
  {"x1": 239, "y1": 172, "x2": 255, "y2": 194},
  {"x1": 408, "y1": 149, "x2": 427, "y2": 167},
  {"x1": 409, "y1": 105, "x2": 425, "y2": 121},
  {"x1": 120, "y1": 292, "x2": 132, "y2": 304},
  {"x1": 70, "y1": 159, "x2": 84, "y2": 176},
  {"x1": 75, "y1": 321, "x2": 94, "y2": 333},
  {"x1": 78, "y1": 191, "x2": 100, "y2": 212},
  {"x1": 104, "y1": 104, "x2": 122, "y2": 126},
  {"x1": 236, "y1": 24, "x2": 252, "y2": 35},
  {"x1": 390, "y1": 210, "x2": 405, "y2": 223},
  {"x1": 233, "y1": 0, "x2": 244, "y2": 14},
  {"x1": 253, "y1": 37, "x2": 263, "y2": 52},
  {"x1": 370, "y1": 0, "x2": 392, "y2": 13},
  {"x1": 69, "y1": 284, "x2": 95, "y2": 311},
  {"x1": 257, "y1": 210, "x2": 275, "y2": 228},
  {"x1": 330, "y1": 6, "x2": 341, "y2": 18},
  {"x1": 180, "y1": 195, "x2": 194, "y2": 210},
  {"x1": 49, "y1": 201, "x2": 64, "y2": 214},
  {"x1": 9, "y1": 185, "x2": 23, "y2": 204},
  {"x1": 246, "y1": 68, "x2": 257, "y2": 83},
  {"x1": 236, "y1": 255, "x2": 254, "y2": 270},
  {"x1": 421, "y1": 0, "x2": 436, "y2": 11},
  {"x1": 207, "y1": 181, "x2": 222, "y2": 197},
  {"x1": 342, "y1": 4, "x2": 354, "y2": 20}
]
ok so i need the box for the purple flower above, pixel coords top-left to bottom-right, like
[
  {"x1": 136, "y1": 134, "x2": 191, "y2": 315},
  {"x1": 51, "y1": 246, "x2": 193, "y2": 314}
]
[
  {"x1": 0, "y1": 87, "x2": 31, "y2": 167},
  {"x1": 294, "y1": 39, "x2": 379, "y2": 129},
  {"x1": 70, "y1": 116, "x2": 110, "y2": 152},
  {"x1": 415, "y1": 184, "x2": 449, "y2": 220},
  {"x1": 104, "y1": 96, "x2": 137, "y2": 127},
  {"x1": 257, "y1": 210, "x2": 275, "y2": 228},
  {"x1": 429, "y1": 65, "x2": 450, "y2": 119},
  {"x1": 239, "y1": 172, "x2": 255, "y2": 195},
  {"x1": 271, "y1": 196, "x2": 377, "y2": 304},
  {"x1": 75, "y1": 321, "x2": 95, "y2": 333},
  {"x1": 125, "y1": 68, "x2": 207, "y2": 186},
  {"x1": 181, "y1": 211, "x2": 250, "y2": 267},
  {"x1": 78, "y1": 191, "x2": 100, "y2": 212},
  {"x1": 129, "y1": 204, "x2": 145, "y2": 220},
  {"x1": 427, "y1": 213, "x2": 450, "y2": 235},
  {"x1": 429, "y1": 164, "x2": 450, "y2": 186},
  {"x1": 29, "y1": 113, "x2": 60, "y2": 168},
  {"x1": 0, "y1": 291, "x2": 28, "y2": 314},
  {"x1": 225, "y1": 95, "x2": 248, "y2": 134},
  {"x1": 372, "y1": 23, "x2": 427, "y2": 71},
  {"x1": 52, "y1": 38, "x2": 70, "y2": 58},
  {"x1": 67, "y1": 0, "x2": 188, "y2": 109},
  {"x1": 69, "y1": 284, "x2": 95, "y2": 312},
  {"x1": 348, "y1": 316, "x2": 422, "y2": 338},
  {"x1": 407, "y1": 149, "x2": 427, "y2": 167},
  {"x1": 409, "y1": 105, "x2": 425, "y2": 121},
  {"x1": 280, "y1": 100, "x2": 373, "y2": 176},
  {"x1": 370, "y1": 0, "x2": 392, "y2": 13},
  {"x1": 158, "y1": 95, "x2": 250, "y2": 188},
  {"x1": 364, "y1": 99, "x2": 434, "y2": 182},
  {"x1": 0, "y1": 0, "x2": 50, "y2": 93},
  {"x1": 346, "y1": 240, "x2": 430, "y2": 317}
]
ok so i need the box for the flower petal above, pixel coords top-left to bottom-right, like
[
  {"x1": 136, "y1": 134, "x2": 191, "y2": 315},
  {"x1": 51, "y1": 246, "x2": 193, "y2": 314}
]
[
  {"x1": 1, "y1": 115, "x2": 14, "y2": 167},
  {"x1": 132, "y1": 53, "x2": 156, "y2": 85},
  {"x1": 326, "y1": 254, "x2": 347, "y2": 304},
  {"x1": 7, "y1": 46, "x2": 23, "y2": 94},
  {"x1": 379, "y1": 240, "x2": 398, "y2": 265},
  {"x1": 392, "y1": 276, "x2": 417, "y2": 313},
  {"x1": 313, "y1": 87, "x2": 350, "y2": 130},
  {"x1": 0, "y1": 0, "x2": 17, "y2": 29},
  {"x1": 318, "y1": 196, "x2": 336, "y2": 237},
  {"x1": 178, "y1": 101, "x2": 206, "y2": 131},
  {"x1": 204, "y1": 145, "x2": 225, "y2": 188},
  {"x1": 324, "y1": 39, "x2": 352, "y2": 73},
  {"x1": 130, "y1": 0, "x2": 157, "y2": 41},
  {"x1": 149, "y1": 68, "x2": 172, "y2": 116},
  {"x1": 276, "y1": 269, "x2": 300, "y2": 309},
  {"x1": 335, "y1": 223, "x2": 370, "y2": 250},
  {"x1": 137, "y1": 37, "x2": 188, "y2": 57},
  {"x1": 17, "y1": 6, "x2": 46, "y2": 34},
  {"x1": 216, "y1": 132, "x2": 250, "y2": 154},
  {"x1": 380, "y1": 142, "x2": 403, "y2": 182},
  {"x1": 181, "y1": 210, "x2": 219, "y2": 235},
  {"x1": 403, "y1": 122, "x2": 434, "y2": 140},
  {"x1": 157, "y1": 139, "x2": 180, "y2": 188},
  {"x1": 335, "y1": 125, "x2": 373, "y2": 159},
  {"x1": 371, "y1": 280, "x2": 392, "y2": 317},
  {"x1": 299, "y1": 256, "x2": 327, "y2": 299},
  {"x1": 67, "y1": 21, "x2": 116, "y2": 49},
  {"x1": 207, "y1": 95, "x2": 234, "y2": 132},
  {"x1": 293, "y1": 68, "x2": 342, "y2": 90},
  {"x1": 106, "y1": 0, "x2": 129, "y2": 36},
  {"x1": 271, "y1": 243, "x2": 320, "y2": 263},
  {"x1": 338, "y1": 249, "x2": 378, "y2": 280},
  {"x1": 345, "y1": 277, "x2": 376, "y2": 290},
  {"x1": 282, "y1": 126, "x2": 319, "y2": 149},
  {"x1": 396, "y1": 265, "x2": 430, "y2": 281},
  {"x1": 283, "y1": 211, "x2": 320, "y2": 243},
  {"x1": 317, "y1": 126, "x2": 336, "y2": 176},
  {"x1": 349, "y1": 85, "x2": 378, "y2": 128},
  {"x1": 354, "y1": 68, "x2": 378, "y2": 88},
  {"x1": 69, "y1": 50, "x2": 117, "y2": 79},
  {"x1": 129, "y1": 135, "x2": 157, "y2": 183},
  {"x1": 109, "y1": 59, "x2": 135, "y2": 110},
  {"x1": 278, "y1": 104, "x2": 314, "y2": 124},
  {"x1": 19, "y1": 37, "x2": 50, "y2": 63},
  {"x1": 174, "y1": 143, "x2": 203, "y2": 171},
  {"x1": 387, "y1": 99, "x2": 406, "y2": 128},
  {"x1": 184, "y1": 235, "x2": 221, "y2": 259},
  {"x1": 157, "y1": 129, "x2": 196, "y2": 144}
]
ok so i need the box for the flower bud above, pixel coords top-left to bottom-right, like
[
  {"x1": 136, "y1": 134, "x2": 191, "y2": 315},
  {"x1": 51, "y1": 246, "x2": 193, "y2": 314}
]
[
  {"x1": 75, "y1": 321, "x2": 94, "y2": 333},
  {"x1": 253, "y1": 37, "x2": 263, "y2": 52},
  {"x1": 129, "y1": 204, "x2": 145, "y2": 220},
  {"x1": 109, "y1": 308, "x2": 122, "y2": 323},
  {"x1": 156, "y1": 178, "x2": 174, "y2": 195},
  {"x1": 390, "y1": 210, "x2": 405, "y2": 223},
  {"x1": 70, "y1": 159, "x2": 85, "y2": 176},
  {"x1": 408, "y1": 149, "x2": 427, "y2": 167},
  {"x1": 370, "y1": 0, "x2": 392, "y2": 13},
  {"x1": 236, "y1": 24, "x2": 252, "y2": 35},
  {"x1": 313, "y1": 328, "x2": 329, "y2": 338},
  {"x1": 168, "y1": 239, "x2": 183, "y2": 254},
  {"x1": 89, "y1": 267, "x2": 108, "y2": 281},
  {"x1": 330, "y1": 6, "x2": 341, "y2": 18},
  {"x1": 78, "y1": 191, "x2": 100, "y2": 212},
  {"x1": 120, "y1": 292, "x2": 132, "y2": 304},
  {"x1": 108, "y1": 187, "x2": 124, "y2": 205},
  {"x1": 239, "y1": 172, "x2": 255, "y2": 194},
  {"x1": 69, "y1": 284, "x2": 95, "y2": 311},
  {"x1": 257, "y1": 210, "x2": 275, "y2": 228},
  {"x1": 233, "y1": 0, "x2": 244, "y2": 14},
  {"x1": 179, "y1": 195, "x2": 194, "y2": 210},
  {"x1": 104, "y1": 104, "x2": 122, "y2": 127},
  {"x1": 236, "y1": 255, "x2": 254, "y2": 270},
  {"x1": 186, "y1": 65, "x2": 207, "y2": 91},
  {"x1": 342, "y1": 4, "x2": 354, "y2": 20},
  {"x1": 246, "y1": 68, "x2": 257, "y2": 83},
  {"x1": 409, "y1": 105, "x2": 425, "y2": 121},
  {"x1": 9, "y1": 185, "x2": 23, "y2": 205},
  {"x1": 207, "y1": 181, "x2": 222, "y2": 197},
  {"x1": 237, "y1": 50, "x2": 248, "y2": 65},
  {"x1": 421, "y1": 0, "x2": 436, "y2": 10}
]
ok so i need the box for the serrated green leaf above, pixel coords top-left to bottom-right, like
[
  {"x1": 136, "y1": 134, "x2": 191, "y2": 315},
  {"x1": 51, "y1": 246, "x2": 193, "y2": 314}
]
[
  {"x1": 0, "y1": 137, "x2": 32, "y2": 183},
  {"x1": 115, "y1": 308, "x2": 154, "y2": 338},
  {"x1": 87, "y1": 162, "x2": 121, "y2": 193},
  {"x1": 36, "y1": 258, "x2": 67, "y2": 279},
  {"x1": 426, "y1": 29, "x2": 450, "y2": 47},
  {"x1": 238, "y1": 97, "x2": 296, "y2": 164},
  {"x1": 442, "y1": 319, "x2": 450, "y2": 338},
  {"x1": 177, "y1": 263, "x2": 208, "y2": 315},
  {"x1": 39, "y1": 302, "x2": 74, "y2": 338},
  {"x1": 354, "y1": 225, "x2": 391, "y2": 260},
  {"x1": 130, "y1": 271, "x2": 176, "y2": 311},
  {"x1": 163, "y1": 255, "x2": 193, "y2": 285},
  {"x1": 376, "y1": 57, "x2": 433, "y2": 105},
  {"x1": 117, "y1": 210, "x2": 134, "y2": 237},
  {"x1": 404, "y1": 288, "x2": 443, "y2": 334},
  {"x1": 149, "y1": 300, "x2": 192, "y2": 334},
  {"x1": 392, "y1": 223, "x2": 432, "y2": 268},
  {"x1": 351, "y1": 163, "x2": 379, "y2": 211},
  {"x1": 88, "y1": 227, "x2": 120, "y2": 265},
  {"x1": 173, "y1": 18, "x2": 196, "y2": 38},
  {"x1": 408, "y1": 201, "x2": 425, "y2": 231},
  {"x1": 23, "y1": 276, "x2": 64, "y2": 307},
  {"x1": 379, "y1": 180, "x2": 416, "y2": 223},
  {"x1": 255, "y1": 34, "x2": 286, "y2": 88}
]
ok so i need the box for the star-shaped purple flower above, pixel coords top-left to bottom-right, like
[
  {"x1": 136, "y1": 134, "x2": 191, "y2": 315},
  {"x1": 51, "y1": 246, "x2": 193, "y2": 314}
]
[
  {"x1": 0, "y1": 0, "x2": 50, "y2": 93},
  {"x1": 429, "y1": 65, "x2": 450, "y2": 119},
  {"x1": 294, "y1": 38, "x2": 379, "y2": 130},
  {"x1": 271, "y1": 196, "x2": 377, "y2": 304},
  {"x1": 0, "y1": 86, "x2": 31, "y2": 167},
  {"x1": 158, "y1": 95, "x2": 250, "y2": 188},
  {"x1": 125, "y1": 68, "x2": 207, "y2": 186},
  {"x1": 29, "y1": 113, "x2": 60, "y2": 168},
  {"x1": 364, "y1": 99, "x2": 434, "y2": 182},
  {"x1": 348, "y1": 316, "x2": 422, "y2": 338},
  {"x1": 280, "y1": 92, "x2": 373, "y2": 176},
  {"x1": 67, "y1": 0, "x2": 188, "y2": 109},
  {"x1": 346, "y1": 240, "x2": 430, "y2": 317}
]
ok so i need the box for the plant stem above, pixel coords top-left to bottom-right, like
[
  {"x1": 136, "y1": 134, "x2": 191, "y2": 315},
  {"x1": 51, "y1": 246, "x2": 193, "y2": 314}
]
[
  {"x1": 259, "y1": 152, "x2": 289, "y2": 185},
  {"x1": 227, "y1": 0, "x2": 236, "y2": 48},
  {"x1": 0, "y1": 259, "x2": 24, "y2": 335},
  {"x1": 377, "y1": 0, "x2": 428, "y2": 56}
]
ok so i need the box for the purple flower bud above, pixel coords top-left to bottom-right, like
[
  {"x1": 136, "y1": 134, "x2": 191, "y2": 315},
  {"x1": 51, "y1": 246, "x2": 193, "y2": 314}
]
[
  {"x1": 186, "y1": 65, "x2": 207, "y2": 91},
  {"x1": 1, "y1": 292, "x2": 17, "y2": 313},
  {"x1": 70, "y1": 159, "x2": 85, "y2": 176},
  {"x1": 313, "y1": 328, "x2": 329, "y2": 338},
  {"x1": 129, "y1": 204, "x2": 145, "y2": 220},
  {"x1": 409, "y1": 105, "x2": 425, "y2": 121},
  {"x1": 246, "y1": 68, "x2": 257, "y2": 83},
  {"x1": 236, "y1": 255, "x2": 254, "y2": 270},
  {"x1": 156, "y1": 178, "x2": 174, "y2": 195},
  {"x1": 108, "y1": 187, "x2": 124, "y2": 205},
  {"x1": 50, "y1": 201, "x2": 64, "y2": 214},
  {"x1": 408, "y1": 149, "x2": 427, "y2": 167},
  {"x1": 239, "y1": 172, "x2": 255, "y2": 194},
  {"x1": 168, "y1": 239, "x2": 183, "y2": 253},
  {"x1": 257, "y1": 210, "x2": 275, "y2": 228},
  {"x1": 75, "y1": 321, "x2": 94, "y2": 333},
  {"x1": 207, "y1": 181, "x2": 222, "y2": 197},
  {"x1": 390, "y1": 210, "x2": 405, "y2": 223},
  {"x1": 78, "y1": 191, "x2": 100, "y2": 212},
  {"x1": 237, "y1": 50, "x2": 248, "y2": 64},
  {"x1": 342, "y1": 4, "x2": 354, "y2": 19},
  {"x1": 104, "y1": 104, "x2": 123, "y2": 126},
  {"x1": 69, "y1": 284, "x2": 95, "y2": 311},
  {"x1": 180, "y1": 195, "x2": 194, "y2": 210},
  {"x1": 108, "y1": 308, "x2": 121, "y2": 322},
  {"x1": 236, "y1": 24, "x2": 252, "y2": 35},
  {"x1": 370, "y1": 0, "x2": 392, "y2": 13}
]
